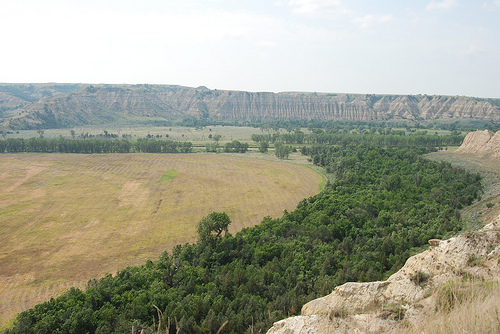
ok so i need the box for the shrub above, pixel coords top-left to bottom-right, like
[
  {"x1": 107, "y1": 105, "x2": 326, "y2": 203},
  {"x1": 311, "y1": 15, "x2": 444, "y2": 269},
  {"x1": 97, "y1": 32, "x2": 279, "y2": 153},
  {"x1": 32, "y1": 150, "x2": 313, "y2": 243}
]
[{"x1": 410, "y1": 271, "x2": 431, "y2": 286}]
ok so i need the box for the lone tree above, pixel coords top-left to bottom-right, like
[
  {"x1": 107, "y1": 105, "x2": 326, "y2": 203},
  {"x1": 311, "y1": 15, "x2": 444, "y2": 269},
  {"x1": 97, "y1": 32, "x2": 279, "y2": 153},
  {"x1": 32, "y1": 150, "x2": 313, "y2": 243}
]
[
  {"x1": 196, "y1": 212, "x2": 231, "y2": 247},
  {"x1": 212, "y1": 134, "x2": 222, "y2": 143},
  {"x1": 275, "y1": 142, "x2": 291, "y2": 159},
  {"x1": 259, "y1": 141, "x2": 269, "y2": 153}
]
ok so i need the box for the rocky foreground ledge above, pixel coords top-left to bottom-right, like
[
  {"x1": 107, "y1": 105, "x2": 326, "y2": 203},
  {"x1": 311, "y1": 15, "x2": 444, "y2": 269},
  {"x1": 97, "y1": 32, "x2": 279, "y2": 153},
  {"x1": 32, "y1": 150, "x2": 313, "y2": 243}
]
[{"x1": 267, "y1": 215, "x2": 500, "y2": 333}]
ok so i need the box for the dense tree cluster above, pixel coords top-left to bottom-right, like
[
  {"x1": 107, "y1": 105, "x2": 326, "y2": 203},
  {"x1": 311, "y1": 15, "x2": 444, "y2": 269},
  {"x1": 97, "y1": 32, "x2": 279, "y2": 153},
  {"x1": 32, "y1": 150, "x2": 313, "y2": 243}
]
[
  {"x1": 134, "y1": 139, "x2": 193, "y2": 153},
  {"x1": 0, "y1": 138, "x2": 193, "y2": 154},
  {"x1": 249, "y1": 119, "x2": 499, "y2": 132},
  {"x1": 223, "y1": 140, "x2": 249, "y2": 153},
  {"x1": 4, "y1": 138, "x2": 483, "y2": 334},
  {"x1": 274, "y1": 143, "x2": 292, "y2": 159},
  {"x1": 252, "y1": 129, "x2": 464, "y2": 147}
]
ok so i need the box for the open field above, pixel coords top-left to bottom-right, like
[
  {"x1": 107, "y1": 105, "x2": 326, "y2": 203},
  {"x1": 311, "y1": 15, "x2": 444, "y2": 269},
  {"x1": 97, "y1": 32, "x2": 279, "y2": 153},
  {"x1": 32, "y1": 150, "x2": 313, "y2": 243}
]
[
  {"x1": 3, "y1": 125, "x2": 274, "y2": 144},
  {"x1": 0, "y1": 153, "x2": 322, "y2": 328},
  {"x1": 6, "y1": 125, "x2": 459, "y2": 142}
]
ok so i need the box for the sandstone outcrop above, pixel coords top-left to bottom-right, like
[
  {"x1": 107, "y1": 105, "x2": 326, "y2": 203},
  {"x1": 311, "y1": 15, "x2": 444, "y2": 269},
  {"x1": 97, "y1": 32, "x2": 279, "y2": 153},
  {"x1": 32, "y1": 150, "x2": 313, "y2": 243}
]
[
  {"x1": 456, "y1": 129, "x2": 500, "y2": 159},
  {"x1": 1, "y1": 84, "x2": 499, "y2": 129},
  {"x1": 267, "y1": 215, "x2": 500, "y2": 334}
]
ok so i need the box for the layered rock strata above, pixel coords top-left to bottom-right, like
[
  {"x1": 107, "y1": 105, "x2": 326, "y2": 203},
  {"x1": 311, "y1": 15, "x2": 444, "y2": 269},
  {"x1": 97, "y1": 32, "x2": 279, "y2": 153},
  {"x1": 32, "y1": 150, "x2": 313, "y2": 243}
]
[{"x1": 1, "y1": 84, "x2": 499, "y2": 129}]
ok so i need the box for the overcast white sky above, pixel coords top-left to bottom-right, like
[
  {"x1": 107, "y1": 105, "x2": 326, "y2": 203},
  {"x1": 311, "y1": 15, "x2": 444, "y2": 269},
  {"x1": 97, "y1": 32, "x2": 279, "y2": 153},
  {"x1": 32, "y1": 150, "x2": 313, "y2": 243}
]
[{"x1": 1, "y1": 0, "x2": 499, "y2": 97}]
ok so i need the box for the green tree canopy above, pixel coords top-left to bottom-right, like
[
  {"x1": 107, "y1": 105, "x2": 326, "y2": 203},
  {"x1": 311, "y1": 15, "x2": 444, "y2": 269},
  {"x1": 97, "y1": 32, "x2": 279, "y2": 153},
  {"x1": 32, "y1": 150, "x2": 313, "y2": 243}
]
[
  {"x1": 196, "y1": 212, "x2": 231, "y2": 247},
  {"x1": 259, "y1": 141, "x2": 269, "y2": 153}
]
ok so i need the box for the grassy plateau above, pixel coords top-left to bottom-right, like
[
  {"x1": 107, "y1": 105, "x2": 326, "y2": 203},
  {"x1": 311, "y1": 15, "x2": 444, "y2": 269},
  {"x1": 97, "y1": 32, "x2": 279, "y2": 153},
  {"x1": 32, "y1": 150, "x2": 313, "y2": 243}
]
[{"x1": 0, "y1": 153, "x2": 322, "y2": 328}]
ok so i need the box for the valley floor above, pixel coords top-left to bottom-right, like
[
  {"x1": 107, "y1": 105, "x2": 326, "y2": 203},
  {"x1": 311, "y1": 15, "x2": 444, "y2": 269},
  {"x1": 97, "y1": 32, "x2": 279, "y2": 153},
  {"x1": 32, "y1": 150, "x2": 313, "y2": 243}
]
[{"x1": 0, "y1": 153, "x2": 322, "y2": 329}]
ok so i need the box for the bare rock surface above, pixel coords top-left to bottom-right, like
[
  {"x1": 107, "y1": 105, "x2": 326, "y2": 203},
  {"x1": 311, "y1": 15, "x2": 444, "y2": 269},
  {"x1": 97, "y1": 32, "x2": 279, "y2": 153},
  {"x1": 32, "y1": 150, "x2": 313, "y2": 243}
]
[
  {"x1": 456, "y1": 130, "x2": 500, "y2": 159},
  {"x1": 267, "y1": 215, "x2": 500, "y2": 334}
]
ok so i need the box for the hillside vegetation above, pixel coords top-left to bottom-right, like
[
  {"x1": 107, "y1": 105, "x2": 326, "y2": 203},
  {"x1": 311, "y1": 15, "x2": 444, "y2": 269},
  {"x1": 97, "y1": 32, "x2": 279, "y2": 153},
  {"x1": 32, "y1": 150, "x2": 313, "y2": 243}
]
[{"x1": 3, "y1": 133, "x2": 483, "y2": 333}]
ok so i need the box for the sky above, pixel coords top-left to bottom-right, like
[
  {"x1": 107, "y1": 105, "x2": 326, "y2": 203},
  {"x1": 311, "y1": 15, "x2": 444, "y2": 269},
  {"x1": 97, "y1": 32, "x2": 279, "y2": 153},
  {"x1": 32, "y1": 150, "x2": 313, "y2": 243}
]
[{"x1": 1, "y1": 0, "x2": 499, "y2": 98}]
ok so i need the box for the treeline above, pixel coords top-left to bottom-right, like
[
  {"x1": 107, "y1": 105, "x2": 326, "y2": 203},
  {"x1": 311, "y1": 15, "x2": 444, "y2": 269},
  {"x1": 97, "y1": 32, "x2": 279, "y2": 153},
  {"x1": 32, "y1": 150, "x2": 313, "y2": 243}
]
[
  {"x1": 0, "y1": 138, "x2": 193, "y2": 154},
  {"x1": 135, "y1": 139, "x2": 193, "y2": 154},
  {"x1": 252, "y1": 130, "x2": 464, "y2": 147},
  {"x1": 248, "y1": 119, "x2": 500, "y2": 132},
  {"x1": 223, "y1": 140, "x2": 248, "y2": 153},
  {"x1": 205, "y1": 140, "x2": 249, "y2": 153},
  {"x1": 5, "y1": 140, "x2": 483, "y2": 334}
]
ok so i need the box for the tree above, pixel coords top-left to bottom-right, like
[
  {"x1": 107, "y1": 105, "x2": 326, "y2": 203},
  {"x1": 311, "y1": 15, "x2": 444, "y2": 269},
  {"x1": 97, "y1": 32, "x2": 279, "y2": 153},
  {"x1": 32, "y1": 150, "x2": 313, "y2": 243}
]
[
  {"x1": 275, "y1": 143, "x2": 291, "y2": 159},
  {"x1": 213, "y1": 134, "x2": 222, "y2": 143},
  {"x1": 205, "y1": 142, "x2": 219, "y2": 153},
  {"x1": 224, "y1": 140, "x2": 248, "y2": 153},
  {"x1": 158, "y1": 251, "x2": 183, "y2": 287},
  {"x1": 196, "y1": 212, "x2": 231, "y2": 247},
  {"x1": 259, "y1": 141, "x2": 269, "y2": 153}
]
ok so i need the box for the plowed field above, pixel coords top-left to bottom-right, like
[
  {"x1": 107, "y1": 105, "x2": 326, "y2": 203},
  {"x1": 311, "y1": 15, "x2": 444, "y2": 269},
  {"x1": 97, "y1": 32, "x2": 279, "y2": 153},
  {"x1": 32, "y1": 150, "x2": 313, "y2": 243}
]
[{"x1": 0, "y1": 153, "x2": 322, "y2": 328}]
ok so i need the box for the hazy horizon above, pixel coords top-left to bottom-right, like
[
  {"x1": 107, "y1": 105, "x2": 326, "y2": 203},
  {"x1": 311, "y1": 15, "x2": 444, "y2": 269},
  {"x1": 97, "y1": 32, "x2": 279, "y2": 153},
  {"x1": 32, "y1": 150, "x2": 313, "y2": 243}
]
[{"x1": 1, "y1": 0, "x2": 499, "y2": 98}]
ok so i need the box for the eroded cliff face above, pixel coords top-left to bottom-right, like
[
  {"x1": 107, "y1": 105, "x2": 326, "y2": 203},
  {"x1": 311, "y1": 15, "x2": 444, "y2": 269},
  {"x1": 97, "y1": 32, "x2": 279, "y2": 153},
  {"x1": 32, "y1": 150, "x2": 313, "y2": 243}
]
[
  {"x1": 456, "y1": 129, "x2": 500, "y2": 158},
  {"x1": 1, "y1": 84, "x2": 499, "y2": 129}
]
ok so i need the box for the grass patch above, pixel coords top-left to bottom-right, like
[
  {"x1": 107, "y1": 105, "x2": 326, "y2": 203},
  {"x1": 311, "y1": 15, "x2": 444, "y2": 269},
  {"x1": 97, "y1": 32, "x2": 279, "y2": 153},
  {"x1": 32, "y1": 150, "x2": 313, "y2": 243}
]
[
  {"x1": 0, "y1": 209, "x2": 18, "y2": 216},
  {"x1": 394, "y1": 279, "x2": 500, "y2": 334},
  {"x1": 156, "y1": 169, "x2": 178, "y2": 183},
  {"x1": 434, "y1": 279, "x2": 496, "y2": 312},
  {"x1": 318, "y1": 175, "x2": 327, "y2": 192},
  {"x1": 380, "y1": 304, "x2": 406, "y2": 321}
]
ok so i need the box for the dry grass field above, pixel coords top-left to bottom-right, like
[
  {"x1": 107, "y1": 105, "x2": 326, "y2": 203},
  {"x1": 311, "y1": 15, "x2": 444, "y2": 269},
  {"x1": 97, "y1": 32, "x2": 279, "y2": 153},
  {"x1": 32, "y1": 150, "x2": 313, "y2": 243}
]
[
  {"x1": 6, "y1": 125, "x2": 274, "y2": 143},
  {"x1": 0, "y1": 153, "x2": 322, "y2": 328}
]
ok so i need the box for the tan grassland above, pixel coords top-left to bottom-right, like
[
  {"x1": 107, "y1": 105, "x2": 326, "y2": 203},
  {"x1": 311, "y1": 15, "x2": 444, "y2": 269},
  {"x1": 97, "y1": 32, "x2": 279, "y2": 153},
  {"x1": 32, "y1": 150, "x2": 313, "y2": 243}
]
[
  {"x1": 393, "y1": 279, "x2": 500, "y2": 334},
  {"x1": 0, "y1": 153, "x2": 322, "y2": 328}
]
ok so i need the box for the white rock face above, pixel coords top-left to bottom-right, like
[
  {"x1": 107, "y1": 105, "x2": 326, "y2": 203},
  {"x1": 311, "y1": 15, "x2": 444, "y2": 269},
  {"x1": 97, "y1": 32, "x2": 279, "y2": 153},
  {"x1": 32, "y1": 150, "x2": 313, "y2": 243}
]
[
  {"x1": 457, "y1": 130, "x2": 500, "y2": 158},
  {"x1": 266, "y1": 215, "x2": 500, "y2": 334}
]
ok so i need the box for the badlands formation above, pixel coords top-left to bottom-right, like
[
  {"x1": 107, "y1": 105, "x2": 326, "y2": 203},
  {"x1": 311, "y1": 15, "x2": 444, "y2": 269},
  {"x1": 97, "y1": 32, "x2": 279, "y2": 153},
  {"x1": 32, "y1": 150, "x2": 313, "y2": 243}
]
[{"x1": 1, "y1": 84, "x2": 499, "y2": 129}]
